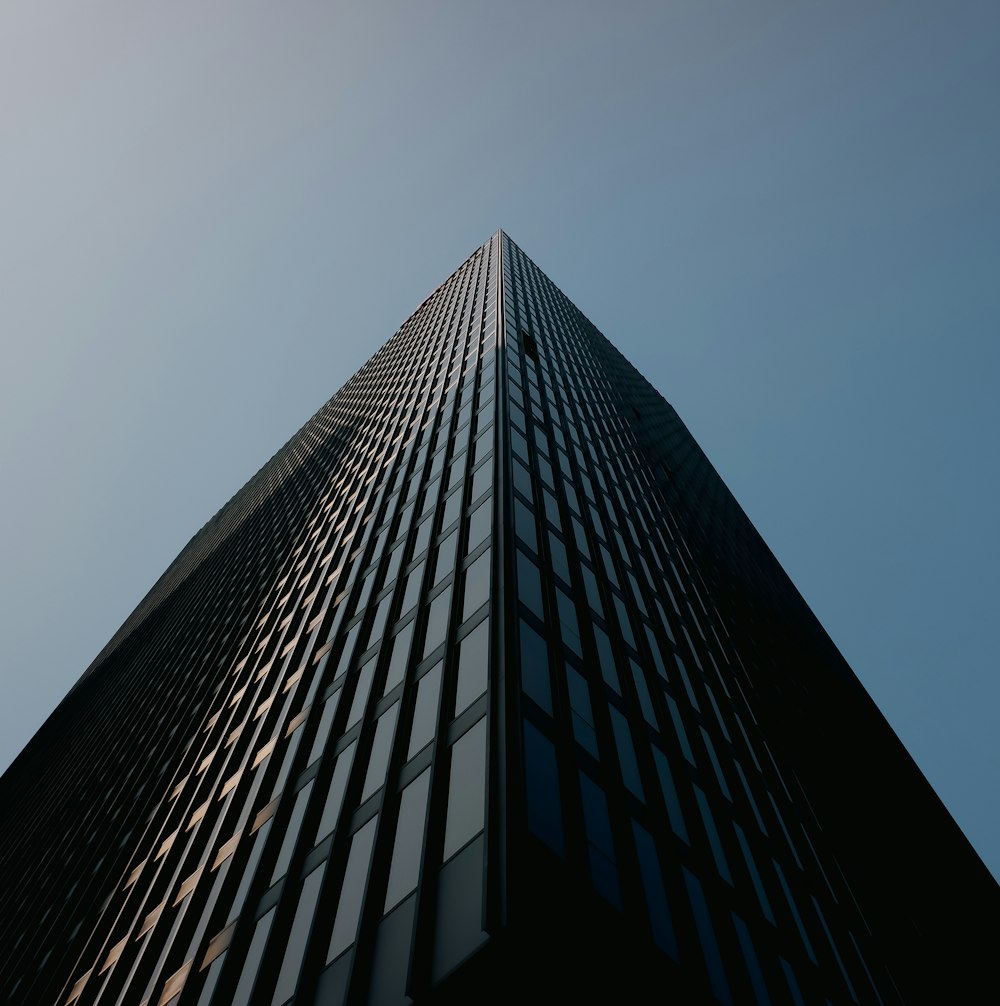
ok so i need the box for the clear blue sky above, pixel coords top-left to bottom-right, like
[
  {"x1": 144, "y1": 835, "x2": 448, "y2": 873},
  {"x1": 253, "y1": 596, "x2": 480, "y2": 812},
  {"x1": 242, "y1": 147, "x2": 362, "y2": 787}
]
[{"x1": 1, "y1": 2, "x2": 997, "y2": 880}]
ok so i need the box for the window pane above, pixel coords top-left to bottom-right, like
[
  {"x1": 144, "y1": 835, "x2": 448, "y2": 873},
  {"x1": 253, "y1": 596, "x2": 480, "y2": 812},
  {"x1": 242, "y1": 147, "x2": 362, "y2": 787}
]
[
  {"x1": 462, "y1": 549, "x2": 491, "y2": 622},
  {"x1": 232, "y1": 907, "x2": 276, "y2": 1004},
  {"x1": 441, "y1": 487, "x2": 462, "y2": 530},
  {"x1": 610, "y1": 708, "x2": 644, "y2": 801},
  {"x1": 382, "y1": 622, "x2": 413, "y2": 696},
  {"x1": 653, "y1": 747, "x2": 689, "y2": 844},
  {"x1": 401, "y1": 561, "x2": 425, "y2": 616},
  {"x1": 694, "y1": 784, "x2": 732, "y2": 885},
  {"x1": 631, "y1": 661, "x2": 656, "y2": 727},
  {"x1": 327, "y1": 816, "x2": 379, "y2": 962},
  {"x1": 423, "y1": 586, "x2": 452, "y2": 657},
  {"x1": 442, "y1": 718, "x2": 487, "y2": 860},
  {"x1": 524, "y1": 722, "x2": 564, "y2": 855},
  {"x1": 270, "y1": 865, "x2": 325, "y2": 1005},
  {"x1": 433, "y1": 530, "x2": 458, "y2": 586},
  {"x1": 632, "y1": 822, "x2": 677, "y2": 960},
  {"x1": 384, "y1": 768, "x2": 431, "y2": 912},
  {"x1": 773, "y1": 859, "x2": 817, "y2": 964},
  {"x1": 455, "y1": 619, "x2": 489, "y2": 715},
  {"x1": 665, "y1": 693, "x2": 695, "y2": 765},
  {"x1": 345, "y1": 656, "x2": 377, "y2": 730},
  {"x1": 519, "y1": 620, "x2": 552, "y2": 714},
  {"x1": 307, "y1": 690, "x2": 342, "y2": 767},
  {"x1": 514, "y1": 498, "x2": 537, "y2": 552},
  {"x1": 556, "y1": 589, "x2": 582, "y2": 656},
  {"x1": 732, "y1": 912, "x2": 772, "y2": 1006},
  {"x1": 470, "y1": 459, "x2": 491, "y2": 501},
  {"x1": 594, "y1": 627, "x2": 620, "y2": 694},
  {"x1": 683, "y1": 868, "x2": 733, "y2": 1006},
  {"x1": 467, "y1": 497, "x2": 492, "y2": 552},
  {"x1": 579, "y1": 773, "x2": 619, "y2": 907},
  {"x1": 734, "y1": 822, "x2": 775, "y2": 924},
  {"x1": 566, "y1": 665, "x2": 598, "y2": 757},
  {"x1": 516, "y1": 551, "x2": 544, "y2": 620},
  {"x1": 361, "y1": 703, "x2": 400, "y2": 802},
  {"x1": 408, "y1": 663, "x2": 443, "y2": 758},
  {"x1": 270, "y1": 780, "x2": 314, "y2": 884},
  {"x1": 315, "y1": 742, "x2": 357, "y2": 844},
  {"x1": 365, "y1": 591, "x2": 393, "y2": 648}
]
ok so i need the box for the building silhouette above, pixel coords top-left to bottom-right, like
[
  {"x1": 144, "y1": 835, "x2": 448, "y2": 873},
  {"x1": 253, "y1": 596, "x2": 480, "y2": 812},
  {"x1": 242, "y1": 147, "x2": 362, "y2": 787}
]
[{"x1": 0, "y1": 231, "x2": 995, "y2": 1005}]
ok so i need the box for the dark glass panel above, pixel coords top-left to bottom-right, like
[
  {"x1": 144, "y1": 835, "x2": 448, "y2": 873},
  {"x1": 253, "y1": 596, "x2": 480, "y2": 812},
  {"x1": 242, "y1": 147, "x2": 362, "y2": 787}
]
[
  {"x1": 327, "y1": 816, "x2": 379, "y2": 963},
  {"x1": 382, "y1": 622, "x2": 414, "y2": 696},
  {"x1": 361, "y1": 702, "x2": 400, "y2": 801},
  {"x1": 270, "y1": 864, "x2": 325, "y2": 1005},
  {"x1": 315, "y1": 741, "x2": 358, "y2": 844},
  {"x1": 384, "y1": 768, "x2": 431, "y2": 911},
  {"x1": 455, "y1": 618, "x2": 489, "y2": 715},
  {"x1": 632, "y1": 822, "x2": 678, "y2": 960},
  {"x1": 523, "y1": 721, "x2": 564, "y2": 855},
  {"x1": 232, "y1": 908, "x2": 277, "y2": 1003},
  {"x1": 683, "y1": 868, "x2": 733, "y2": 1006},
  {"x1": 423, "y1": 585, "x2": 452, "y2": 658},
  {"x1": 462, "y1": 549, "x2": 491, "y2": 623},
  {"x1": 578, "y1": 772, "x2": 620, "y2": 907},
  {"x1": 442, "y1": 718, "x2": 487, "y2": 860},
  {"x1": 516, "y1": 550, "x2": 544, "y2": 621},
  {"x1": 408, "y1": 663, "x2": 443, "y2": 759},
  {"x1": 519, "y1": 619, "x2": 552, "y2": 715}
]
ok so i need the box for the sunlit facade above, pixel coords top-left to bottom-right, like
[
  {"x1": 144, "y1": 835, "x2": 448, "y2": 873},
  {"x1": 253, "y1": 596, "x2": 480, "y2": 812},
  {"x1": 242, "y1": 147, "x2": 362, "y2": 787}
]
[{"x1": 0, "y1": 231, "x2": 995, "y2": 1005}]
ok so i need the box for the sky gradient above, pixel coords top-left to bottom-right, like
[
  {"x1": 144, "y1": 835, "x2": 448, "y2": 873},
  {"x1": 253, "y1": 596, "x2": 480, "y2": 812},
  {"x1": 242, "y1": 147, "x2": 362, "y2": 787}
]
[{"x1": 1, "y1": 2, "x2": 998, "y2": 880}]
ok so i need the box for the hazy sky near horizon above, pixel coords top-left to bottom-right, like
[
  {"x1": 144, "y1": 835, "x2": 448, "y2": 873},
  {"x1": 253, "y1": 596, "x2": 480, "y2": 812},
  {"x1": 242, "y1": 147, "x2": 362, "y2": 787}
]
[{"x1": 1, "y1": 2, "x2": 998, "y2": 880}]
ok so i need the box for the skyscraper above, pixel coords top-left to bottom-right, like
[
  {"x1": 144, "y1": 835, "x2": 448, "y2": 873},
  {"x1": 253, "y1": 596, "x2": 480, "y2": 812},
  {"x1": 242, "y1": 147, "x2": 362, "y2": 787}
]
[{"x1": 0, "y1": 231, "x2": 995, "y2": 1005}]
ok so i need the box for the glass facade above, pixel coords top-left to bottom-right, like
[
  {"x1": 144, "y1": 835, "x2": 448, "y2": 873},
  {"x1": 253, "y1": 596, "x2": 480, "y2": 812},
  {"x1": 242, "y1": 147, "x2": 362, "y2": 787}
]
[{"x1": 0, "y1": 232, "x2": 996, "y2": 1005}]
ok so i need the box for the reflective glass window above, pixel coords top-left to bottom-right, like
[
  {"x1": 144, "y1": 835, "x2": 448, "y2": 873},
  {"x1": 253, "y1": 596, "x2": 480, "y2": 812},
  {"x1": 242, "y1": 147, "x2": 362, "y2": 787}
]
[
  {"x1": 270, "y1": 865, "x2": 325, "y2": 1005},
  {"x1": 384, "y1": 768, "x2": 431, "y2": 912},
  {"x1": 566, "y1": 665, "x2": 598, "y2": 756},
  {"x1": 361, "y1": 703, "x2": 400, "y2": 801},
  {"x1": 467, "y1": 497, "x2": 492, "y2": 553},
  {"x1": 632, "y1": 822, "x2": 678, "y2": 959},
  {"x1": 683, "y1": 868, "x2": 733, "y2": 1006},
  {"x1": 433, "y1": 530, "x2": 458, "y2": 586},
  {"x1": 232, "y1": 907, "x2": 276, "y2": 1004},
  {"x1": 408, "y1": 663, "x2": 443, "y2": 758},
  {"x1": 556, "y1": 589, "x2": 582, "y2": 656},
  {"x1": 462, "y1": 550, "x2": 491, "y2": 622},
  {"x1": 665, "y1": 693, "x2": 695, "y2": 765},
  {"x1": 345, "y1": 656, "x2": 377, "y2": 731},
  {"x1": 694, "y1": 784, "x2": 732, "y2": 885},
  {"x1": 516, "y1": 551, "x2": 544, "y2": 621},
  {"x1": 610, "y1": 708, "x2": 644, "y2": 800},
  {"x1": 455, "y1": 619, "x2": 489, "y2": 715},
  {"x1": 594, "y1": 627, "x2": 621, "y2": 694},
  {"x1": 442, "y1": 718, "x2": 487, "y2": 860},
  {"x1": 734, "y1": 822, "x2": 775, "y2": 925},
  {"x1": 327, "y1": 816, "x2": 379, "y2": 962},
  {"x1": 524, "y1": 722, "x2": 564, "y2": 855},
  {"x1": 307, "y1": 690, "x2": 342, "y2": 767},
  {"x1": 315, "y1": 742, "x2": 357, "y2": 844},
  {"x1": 423, "y1": 586, "x2": 452, "y2": 657},
  {"x1": 579, "y1": 772, "x2": 620, "y2": 907},
  {"x1": 519, "y1": 619, "x2": 552, "y2": 715},
  {"x1": 514, "y1": 498, "x2": 537, "y2": 552},
  {"x1": 383, "y1": 622, "x2": 414, "y2": 696},
  {"x1": 270, "y1": 780, "x2": 314, "y2": 884},
  {"x1": 773, "y1": 859, "x2": 817, "y2": 964}
]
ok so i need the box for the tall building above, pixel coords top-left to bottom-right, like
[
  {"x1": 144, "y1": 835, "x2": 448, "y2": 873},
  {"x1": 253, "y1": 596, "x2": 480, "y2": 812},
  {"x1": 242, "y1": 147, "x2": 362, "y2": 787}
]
[{"x1": 0, "y1": 231, "x2": 995, "y2": 1006}]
